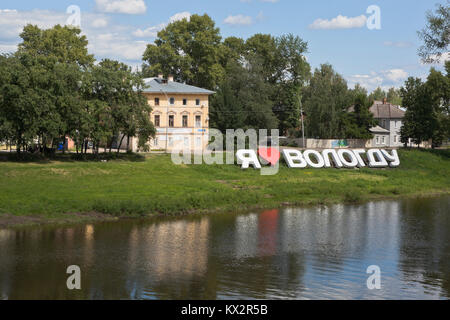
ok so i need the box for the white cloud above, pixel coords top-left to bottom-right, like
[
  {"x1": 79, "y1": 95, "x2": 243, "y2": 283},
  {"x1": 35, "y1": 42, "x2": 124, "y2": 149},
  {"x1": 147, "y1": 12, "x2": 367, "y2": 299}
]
[
  {"x1": 133, "y1": 12, "x2": 191, "y2": 38},
  {"x1": 95, "y1": 0, "x2": 147, "y2": 15},
  {"x1": 92, "y1": 18, "x2": 108, "y2": 28},
  {"x1": 0, "y1": 9, "x2": 146, "y2": 64},
  {"x1": 382, "y1": 69, "x2": 408, "y2": 83},
  {"x1": 309, "y1": 14, "x2": 367, "y2": 30},
  {"x1": 169, "y1": 11, "x2": 191, "y2": 23},
  {"x1": 347, "y1": 69, "x2": 409, "y2": 92},
  {"x1": 420, "y1": 52, "x2": 450, "y2": 65},
  {"x1": 224, "y1": 14, "x2": 253, "y2": 26},
  {"x1": 0, "y1": 42, "x2": 18, "y2": 53},
  {"x1": 0, "y1": 9, "x2": 68, "y2": 39},
  {"x1": 133, "y1": 23, "x2": 165, "y2": 38}
]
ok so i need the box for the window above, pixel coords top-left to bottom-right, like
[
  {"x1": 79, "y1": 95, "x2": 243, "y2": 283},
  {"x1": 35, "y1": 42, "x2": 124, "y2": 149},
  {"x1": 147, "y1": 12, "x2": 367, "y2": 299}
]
[
  {"x1": 195, "y1": 115, "x2": 201, "y2": 128},
  {"x1": 154, "y1": 115, "x2": 160, "y2": 127},
  {"x1": 154, "y1": 138, "x2": 158, "y2": 146},
  {"x1": 382, "y1": 119, "x2": 386, "y2": 128},
  {"x1": 169, "y1": 115, "x2": 174, "y2": 127},
  {"x1": 196, "y1": 137, "x2": 201, "y2": 147},
  {"x1": 394, "y1": 135, "x2": 397, "y2": 143},
  {"x1": 184, "y1": 137, "x2": 190, "y2": 147},
  {"x1": 196, "y1": 99, "x2": 200, "y2": 106},
  {"x1": 168, "y1": 137, "x2": 173, "y2": 147},
  {"x1": 381, "y1": 136, "x2": 385, "y2": 144},
  {"x1": 182, "y1": 115, "x2": 188, "y2": 127},
  {"x1": 376, "y1": 136, "x2": 379, "y2": 144},
  {"x1": 154, "y1": 98, "x2": 160, "y2": 106},
  {"x1": 169, "y1": 97, "x2": 175, "y2": 105},
  {"x1": 183, "y1": 98, "x2": 187, "y2": 106}
]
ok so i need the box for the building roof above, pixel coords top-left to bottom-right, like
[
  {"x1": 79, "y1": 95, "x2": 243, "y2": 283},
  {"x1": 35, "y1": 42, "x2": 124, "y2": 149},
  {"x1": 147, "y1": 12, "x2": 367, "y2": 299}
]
[
  {"x1": 347, "y1": 100, "x2": 405, "y2": 119},
  {"x1": 141, "y1": 77, "x2": 215, "y2": 95},
  {"x1": 369, "y1": 125, "x2": 390, "y2": 134},
  {"x1": 369, "y1": 101, "x2": 405, "y2": 119}
]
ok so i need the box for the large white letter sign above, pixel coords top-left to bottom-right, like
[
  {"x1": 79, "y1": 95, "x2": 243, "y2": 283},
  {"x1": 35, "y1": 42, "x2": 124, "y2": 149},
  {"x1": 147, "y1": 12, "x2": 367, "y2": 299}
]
[
  {"x1": 322, "y1": 149, "x2": 343, "y2": 168},
  {"x1": 303, "y1": 150, "x2": 325, "y2": 168},
  {"x1": 282, "y1": 149, "x2": 307, "y2": 168},
  {"x1": 337, "y1": 149, "x2": 359, "y2": 168},
  {"x1": 236, "y1": 150, "x2": 261, "y2": 169},
  {"x1": 381, "y1": 149, "x2": 400, "y2": 167},
  {"x1": 352, "y1": 149, "x2": 367, "y2": 167},
  {"x1": 367, "y1": 149, "x2": 388, "y2": 168}
]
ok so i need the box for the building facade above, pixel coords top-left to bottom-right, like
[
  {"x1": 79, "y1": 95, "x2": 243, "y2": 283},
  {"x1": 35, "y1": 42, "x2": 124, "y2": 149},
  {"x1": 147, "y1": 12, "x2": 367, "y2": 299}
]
[
  {"x1": 369, "y1": 99, "x2": 405, "y2": 148},
  {"x1": 130, "y1": 75, "x2": 214, "y2": 152}
]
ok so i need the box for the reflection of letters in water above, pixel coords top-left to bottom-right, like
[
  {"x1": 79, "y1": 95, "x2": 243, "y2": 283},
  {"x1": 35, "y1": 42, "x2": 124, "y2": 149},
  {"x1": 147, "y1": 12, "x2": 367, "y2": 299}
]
[{"x1": 236, "y1": 148, "x2": 400, "y2": 169}]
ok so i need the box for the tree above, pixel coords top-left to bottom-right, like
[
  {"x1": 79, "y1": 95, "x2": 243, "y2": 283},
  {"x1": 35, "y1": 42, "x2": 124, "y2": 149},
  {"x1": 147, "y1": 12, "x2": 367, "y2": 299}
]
[
  {"x1": 142, "y1": 14, "x2": 224, "y2": 90},
  {"x1": 387, "y1": 87, "x2": 403, "y2": 105},
  {"x1": 418, "y1": 1, "x2": 450, "y2": 63},
  {"x1": 303, "y1": 64, "x2": 350, "y2": 139},
  {"x1": 18, "y1": 24, "x2": 94, "y2": 67},
  {"x1": 245, "y1": 34, "x2": 311, "y2": 134},
  {"x1": 210, "y1": 58, "x2": 278, "y2": 132},
  {"x1": 400, "y1": 77, "x2": 442, "y2": 147},
  {"x1": 88, "y1": 59, "x2": 155, "y2": 153},
  {"x1": 342, "y1": 93, "x2": 376, "y2": 139},
  {"x1": 369, "y1": 86, "x2": 386, "y2": 101}
]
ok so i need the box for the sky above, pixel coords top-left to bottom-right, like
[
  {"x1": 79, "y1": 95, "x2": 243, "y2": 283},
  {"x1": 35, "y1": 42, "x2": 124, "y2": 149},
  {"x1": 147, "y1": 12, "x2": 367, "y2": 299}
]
[{"x1": 0, "y1": 0, "x2": 448, "y2": 92}]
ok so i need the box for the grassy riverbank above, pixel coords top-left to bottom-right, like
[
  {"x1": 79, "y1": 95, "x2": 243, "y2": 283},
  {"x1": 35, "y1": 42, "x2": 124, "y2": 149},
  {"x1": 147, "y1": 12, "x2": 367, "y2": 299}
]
[{"x1": 0, "y1": 148, "x2": 449, "y2": 228}]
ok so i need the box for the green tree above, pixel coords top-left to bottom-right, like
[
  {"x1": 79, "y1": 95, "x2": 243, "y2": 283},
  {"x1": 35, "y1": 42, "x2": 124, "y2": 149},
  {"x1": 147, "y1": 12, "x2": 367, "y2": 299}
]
[
  {"x1": 210, "y1": 58, "x2": 278, "y2": 132},
  {"x1": 342, "y1": 93, "x2": 376, "y2": 139},
  {"x1": 245, "y1": 34, "x2": 310, "y2": 134},
  {"x1": 369, "y1": 86, "x2": 387, "y2": 101},
  {"x1": 303, "y1": 64, "x2": 350, "y2": 139},
  {"x1": 387, "y1": 87, "x2": 403, "y2": 105},
  {"x1": 142, "y1": 14, "x2": 224, "y2": 90},
  {"x1": 88, "y1": 59, "x2": 155, "y2": 153},
  {"x1": 418, "y1": 1, "x2": 450, "y2": 63},
  {"x1": 400, "y1": 76, "x2": 442, "y2": 147}
]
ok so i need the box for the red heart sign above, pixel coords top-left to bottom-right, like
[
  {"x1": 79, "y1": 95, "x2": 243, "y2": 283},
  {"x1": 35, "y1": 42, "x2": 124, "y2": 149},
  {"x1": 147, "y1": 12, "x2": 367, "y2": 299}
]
[{"x1": 258, "y1": 148, "x2": 280, "y2": 166}]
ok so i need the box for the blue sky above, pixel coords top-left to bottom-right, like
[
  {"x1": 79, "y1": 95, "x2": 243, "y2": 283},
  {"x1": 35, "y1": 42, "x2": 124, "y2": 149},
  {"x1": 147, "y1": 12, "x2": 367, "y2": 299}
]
[{"x1": 0, "y1": 0, "x2": 448, "y2": 92}]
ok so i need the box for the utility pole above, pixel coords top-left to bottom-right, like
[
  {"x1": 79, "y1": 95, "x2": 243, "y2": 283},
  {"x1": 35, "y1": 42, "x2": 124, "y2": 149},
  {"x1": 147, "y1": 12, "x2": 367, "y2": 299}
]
[{"x1": 298, "y1": 95, "x2": 305, "y2": 148}]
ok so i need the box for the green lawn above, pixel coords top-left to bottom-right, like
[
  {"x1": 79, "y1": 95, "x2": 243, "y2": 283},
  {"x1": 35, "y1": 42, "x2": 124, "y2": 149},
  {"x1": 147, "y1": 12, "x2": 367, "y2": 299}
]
[{"x1": 0, "y1": 149, "x2": 449, "y2": 225}]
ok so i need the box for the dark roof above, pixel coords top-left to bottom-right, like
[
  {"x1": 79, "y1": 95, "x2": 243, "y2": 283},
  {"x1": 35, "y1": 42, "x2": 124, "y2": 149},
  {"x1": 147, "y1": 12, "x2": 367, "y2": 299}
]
[
  {"x1": 369, "y1": 101, "x2": 405, "y2": 119},
  {"x1": 141, "y1": 77, "x2": 215, "y2": 95}
]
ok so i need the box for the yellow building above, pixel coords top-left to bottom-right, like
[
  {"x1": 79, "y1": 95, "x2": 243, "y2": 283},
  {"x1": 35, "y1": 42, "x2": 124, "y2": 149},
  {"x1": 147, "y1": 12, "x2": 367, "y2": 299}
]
[{"x1": 131, "y1": 75, "x2": 214, "y2": 152}]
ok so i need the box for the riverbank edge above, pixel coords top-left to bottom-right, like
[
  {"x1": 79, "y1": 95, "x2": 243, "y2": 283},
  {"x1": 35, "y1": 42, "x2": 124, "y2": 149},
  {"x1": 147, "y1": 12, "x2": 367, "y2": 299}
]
[{"x1": 1, "y1": 189, "x2": 448, "y2": 230}]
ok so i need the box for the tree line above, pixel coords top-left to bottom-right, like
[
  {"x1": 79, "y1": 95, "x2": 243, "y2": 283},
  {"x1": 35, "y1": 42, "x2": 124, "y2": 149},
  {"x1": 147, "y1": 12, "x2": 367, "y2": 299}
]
[
  {"x1": 142, "y1": 14, "x2": 421, "y2": 141},
  {"x1": 0, "y1": 25, "x2": 155, "y2": 154},
  {"x1": 1, "y1": 3, "x2": 448, "y2": 153}
]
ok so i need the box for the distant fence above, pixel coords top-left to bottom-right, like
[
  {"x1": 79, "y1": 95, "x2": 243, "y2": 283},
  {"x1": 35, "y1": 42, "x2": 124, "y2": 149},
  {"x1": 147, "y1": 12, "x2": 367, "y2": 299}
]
[{"x1": 294, "y1": 139, "x2": 370, "y2": 149}]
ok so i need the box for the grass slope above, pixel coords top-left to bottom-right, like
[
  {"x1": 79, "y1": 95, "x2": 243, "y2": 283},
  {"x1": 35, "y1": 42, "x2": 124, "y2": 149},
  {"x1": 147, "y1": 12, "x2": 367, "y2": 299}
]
[{"x1": 0, "y1": 149, "x2": 449, "y2": 226}]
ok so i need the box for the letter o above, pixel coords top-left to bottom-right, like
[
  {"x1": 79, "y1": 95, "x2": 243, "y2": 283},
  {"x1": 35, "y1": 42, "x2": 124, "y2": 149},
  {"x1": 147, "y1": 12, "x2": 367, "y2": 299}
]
[
  {"x1": 337, "y1": 150, "x2": 358, "y2": 168},
  {"x1": 303, "y1": 150, "x2": 325, "y2": 168}
]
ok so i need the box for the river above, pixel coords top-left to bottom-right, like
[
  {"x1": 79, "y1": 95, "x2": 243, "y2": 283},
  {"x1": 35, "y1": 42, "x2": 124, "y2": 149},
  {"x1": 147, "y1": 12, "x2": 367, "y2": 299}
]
[{"x1": 0, "y1": 196, "x2": 449, "y2": 300}]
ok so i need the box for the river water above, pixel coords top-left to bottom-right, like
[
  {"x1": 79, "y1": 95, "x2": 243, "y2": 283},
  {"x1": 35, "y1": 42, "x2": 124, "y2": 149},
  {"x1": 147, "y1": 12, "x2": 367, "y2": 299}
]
[{"x1": 0, "y1": 196, "x2": 449, "y2": 300}]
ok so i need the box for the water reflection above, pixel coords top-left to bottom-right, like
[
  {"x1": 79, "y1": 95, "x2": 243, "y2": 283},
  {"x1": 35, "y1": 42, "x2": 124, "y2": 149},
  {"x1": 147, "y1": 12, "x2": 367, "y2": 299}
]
[{"x1": 0, "y1": 196, "x2": 449, "y2": 299}]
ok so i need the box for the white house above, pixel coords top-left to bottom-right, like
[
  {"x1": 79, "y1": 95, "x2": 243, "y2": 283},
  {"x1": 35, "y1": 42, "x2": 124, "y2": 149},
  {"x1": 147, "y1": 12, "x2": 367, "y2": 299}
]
[{"x1": 369, "y1": 99, "x2": 405, "y2": 148}]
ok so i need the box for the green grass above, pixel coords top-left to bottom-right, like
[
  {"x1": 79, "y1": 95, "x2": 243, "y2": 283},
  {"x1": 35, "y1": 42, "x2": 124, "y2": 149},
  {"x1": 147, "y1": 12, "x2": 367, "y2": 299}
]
[{"x1": 0, "y1": 149, "x2": 449, "y2": 225}]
